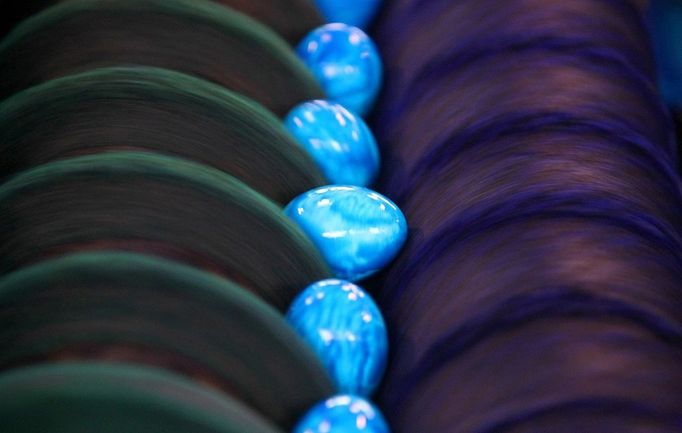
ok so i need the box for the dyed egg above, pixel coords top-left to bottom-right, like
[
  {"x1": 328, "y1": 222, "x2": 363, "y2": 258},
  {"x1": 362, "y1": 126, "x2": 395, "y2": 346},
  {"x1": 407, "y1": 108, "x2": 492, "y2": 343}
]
[
  {"x1": 284, "y1": 100, "x2": 380, "y2": 187},
  {"x1": 287, "y1": 279, "x2": 388, "y2": 396},
  {"x1": 314, "y1": 0, "x2": 382, "y2": 29},
  {"x1": 292, "y1": 395, "x2": 390, "y2": 433},
  {"x1": 296, "y1": 24, "x2": 382, "y2": 116},
  {"x1": 284, "y1": 186, "x2": 407, "y2": 281},
  {"x1": 647, "y1": 0, "x2": 682, "y2": 107}
]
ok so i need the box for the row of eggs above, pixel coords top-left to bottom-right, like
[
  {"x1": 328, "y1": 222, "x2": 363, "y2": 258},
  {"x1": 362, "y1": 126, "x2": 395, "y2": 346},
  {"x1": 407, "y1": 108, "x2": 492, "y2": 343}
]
[
  {"x1": 274, "y1": 2, "x2": 398, "y2": 432},
  {"x1": 284, "y1": 24, "x2": 403, "y2": 281}
]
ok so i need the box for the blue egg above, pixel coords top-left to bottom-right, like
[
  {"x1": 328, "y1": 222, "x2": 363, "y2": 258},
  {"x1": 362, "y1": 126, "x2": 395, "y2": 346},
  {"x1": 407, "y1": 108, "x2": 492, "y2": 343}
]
[
  {"x1": 284, "y1": 100, "x2": 380, "y2": 187},
  {"x1": 296, "y1": 23, "x2": 382, "y2": 116},
  {"x1": 647, "y1": 0, "x2": 682, "y2": 108},
  {"x1": 287, "y1": 279, "x2": 388, "y2": 396},
  {"x1": 292, "y1": 395, "x2": 390, "y2": 433},
  {"x1": 314, "y1": 0, "x2": 382, "y2": 29},
  {"x1": 284, "y1": 185, "x2": 407, "y2": 281}
]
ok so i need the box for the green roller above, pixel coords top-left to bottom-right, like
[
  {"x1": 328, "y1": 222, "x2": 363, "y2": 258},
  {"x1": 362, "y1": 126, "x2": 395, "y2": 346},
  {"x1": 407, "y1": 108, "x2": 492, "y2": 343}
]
[
  {"x1": 0, "y1": 0, "x2": 324, "y2": 114},
  {"x1": 0, "y1": 252, "x2": 335, "y2": 426},
  {"x1": 0, "y1": 361, "x2": 285, "y2": 432},
  {"x1": 0, "y1": 66, "x2": 326, "y2": 203},
  {"x1": 0, "y1": 151, "x2": 331, "y2": 309}
]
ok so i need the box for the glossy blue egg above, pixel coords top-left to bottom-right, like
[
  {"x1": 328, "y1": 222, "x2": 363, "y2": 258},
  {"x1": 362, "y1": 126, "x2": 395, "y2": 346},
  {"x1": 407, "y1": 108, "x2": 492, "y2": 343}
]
[
  {"x1": 296, "y1": 24, "x2": 382, "y2": 116},
  {"x1": 292, "y1": 395, "x2": 390, "y2": 433},
  {"x1": 284, "y1": 185, "x2": 407, "y2": 281},
  {"x1": 284, "y1": 100, "x2": 380, "y2": 187},
  {"x1": 287, "y1": 279, "x2": 388, "y2": 396},
  {"x1": 314, "y1": 0, "x2": 382, "y2": 29}
]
